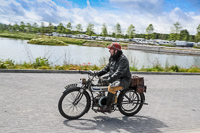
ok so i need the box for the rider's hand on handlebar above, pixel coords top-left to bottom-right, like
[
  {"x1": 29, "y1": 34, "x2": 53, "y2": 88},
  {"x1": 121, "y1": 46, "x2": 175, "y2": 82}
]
[{"x1": 93, "y1": 71, "x2": 100, "y2": 77}]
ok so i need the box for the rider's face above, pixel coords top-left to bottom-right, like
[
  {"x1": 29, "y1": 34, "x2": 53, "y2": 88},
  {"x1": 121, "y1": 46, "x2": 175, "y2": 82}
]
[{"x1": 109, "y1": 49, "x2": 115, "y2": 56}]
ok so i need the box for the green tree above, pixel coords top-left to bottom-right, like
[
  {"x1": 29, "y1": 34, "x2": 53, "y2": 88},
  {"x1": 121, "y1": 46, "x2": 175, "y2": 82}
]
[
  {"x1": 75, "y1": 24, "x2": 83, "y2": 32},
  {"x1": 172, "y1": 22, "x2": 182, "y2": 34},
  {"x1": 13, "y1": 23, "x2": 20, "y2": 32},
  {"x1": 7, "y1": 24, "x2": 13, "y2": 32},
  {"x1": 170, "y1": 21, "x2": 182, "y2": 41},
  {"x1": 196, "y1": 24, "x2": 200, "y2": 42},
  {"x1": 101, "y1": 23, "x2": 108, "y2": 37},
  {"x1": 189, "y1": 35, "x2": 195, "y2": 42},
  {"x1": 115, "y1": 23, "x2": 122, "y2": 38},
  {"x1": 0, "y1": 23, "x2": 7, "y2": 31},
  {"x1": 86, "y1": 23, "x2": 95, "y2": 36},
  {"x1": 197, "y1": 24, "x2": 200, "y2": 33},
  {"x1": 20, "y1": 21, "x2": 25, "y2": 32},
  {"x1": 146, "y1": 24, "x2": 154, "y2": 34},
  {"x1": 112, "y1": 32, "x2": 116, "y2": 38},
  {"x1": 40, "y1": 22, "x2": 46, "y2": 34},
  {"x1": 146, "y1": 24, "x2": 154, "y2": 39},
  {"x1": 66, "y1": 22, "x2": 72, "y2": 33},
  {"x1": 179, "y1": 29, "x2": 189, "y2": 41},
  {"x1": 151, "y1": 33, "x2": 159, "y2": 39},
  {"x1": 47, "y1": 22, "x2": 54, "y2": 33},
  {"x1": 32, "y1": 23, "x2": 39, "y2": 33},
  {"x1": 26, "y1": 23, "x2": 32, "y2": 33},
  {"x1": 57, "y1": 23, "x2": 65, "y2": 33},
  {"x1": 127, "y1": 24, "x2": 135, "y2": 39}
]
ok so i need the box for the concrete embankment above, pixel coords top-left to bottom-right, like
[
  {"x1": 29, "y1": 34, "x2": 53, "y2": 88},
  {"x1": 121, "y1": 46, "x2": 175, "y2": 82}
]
[{"x1": 128, "y1": 44, "x2": 200, "y2": 55}]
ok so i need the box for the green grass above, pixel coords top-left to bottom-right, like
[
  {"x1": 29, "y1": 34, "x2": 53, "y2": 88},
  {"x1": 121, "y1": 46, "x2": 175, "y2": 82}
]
[
  {"x1": 0, "y1": 32, "x2": 38, "y2": 40},
  {"x1": 1, "y1": 58, "x2": 200, "y2": 73},
  {"x1": 28, "y1": 37, "x2": 68, "y2": 46}
]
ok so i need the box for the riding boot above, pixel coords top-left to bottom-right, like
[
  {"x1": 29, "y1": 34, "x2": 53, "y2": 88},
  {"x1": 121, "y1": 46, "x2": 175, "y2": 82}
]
[{"x1": 101, "y1": 92, "x2": 115, "y2": 112}]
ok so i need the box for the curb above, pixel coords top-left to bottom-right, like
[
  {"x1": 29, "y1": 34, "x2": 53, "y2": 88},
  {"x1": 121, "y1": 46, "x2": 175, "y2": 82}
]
[
  {"x1": 0, "y1": 69, "x2": 79, "y2": 74},
  {"x1": 1, "y1": 69, "x2": 200, "y2": 75}
]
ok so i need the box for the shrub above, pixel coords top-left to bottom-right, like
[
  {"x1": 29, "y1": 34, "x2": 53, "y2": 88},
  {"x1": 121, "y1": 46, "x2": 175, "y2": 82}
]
[
  {"x1": 33, "y1": 57, "x2": 50, "y2": 68},
  {"x1": 0, "y1": 59, "x2": 15, "y2": 69},
  {"x1": 170, "y1": 65, "x2": 180, "y2": 72}
]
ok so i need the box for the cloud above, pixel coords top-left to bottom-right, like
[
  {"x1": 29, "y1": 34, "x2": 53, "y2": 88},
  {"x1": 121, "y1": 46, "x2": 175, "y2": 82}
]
[{"x1": 0, "y1": 0, "x2": 199, "y2": 35}]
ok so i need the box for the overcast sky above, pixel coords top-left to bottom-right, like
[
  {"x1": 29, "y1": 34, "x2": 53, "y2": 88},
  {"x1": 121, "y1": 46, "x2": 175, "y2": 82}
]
[{"x1": 0, "y1": 0, "x2": 200, "y2": 35}]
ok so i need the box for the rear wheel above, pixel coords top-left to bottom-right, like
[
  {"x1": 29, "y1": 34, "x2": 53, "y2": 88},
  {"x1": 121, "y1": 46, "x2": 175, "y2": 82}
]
[
  {"x1": 58, "y1": 87, "x2": 91, "y2": 120},
  {"x1": 118, "y1": 88, "x2": 144, "y2": 116}
]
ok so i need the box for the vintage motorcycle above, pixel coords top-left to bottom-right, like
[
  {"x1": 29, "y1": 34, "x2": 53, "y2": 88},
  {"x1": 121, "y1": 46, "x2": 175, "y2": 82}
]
[{"x1": 58, "y1": 71, "x2": 147, "y2": 120}]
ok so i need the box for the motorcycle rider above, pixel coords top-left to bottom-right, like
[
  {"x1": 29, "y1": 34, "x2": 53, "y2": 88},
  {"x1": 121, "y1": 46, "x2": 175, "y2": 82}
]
[{"x1": 96, "y1": 42, "x2": 131, "y2": 112}]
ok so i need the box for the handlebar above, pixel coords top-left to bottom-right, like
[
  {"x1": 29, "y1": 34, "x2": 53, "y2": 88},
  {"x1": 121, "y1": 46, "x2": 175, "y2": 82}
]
[{"x1": 79, "y1": 70, "x2": 95, "y2": 76}]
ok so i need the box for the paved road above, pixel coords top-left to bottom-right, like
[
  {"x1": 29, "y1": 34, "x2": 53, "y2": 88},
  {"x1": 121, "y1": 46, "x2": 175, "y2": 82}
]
[{"x1": 0, "y1": 73, "x2": 200, "y2": 133}]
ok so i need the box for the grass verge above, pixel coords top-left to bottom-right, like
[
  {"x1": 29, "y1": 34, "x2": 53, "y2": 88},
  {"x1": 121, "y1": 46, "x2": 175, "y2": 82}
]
[{"x1": 1, "y1": 58, "x2": 200, "y2": 73}]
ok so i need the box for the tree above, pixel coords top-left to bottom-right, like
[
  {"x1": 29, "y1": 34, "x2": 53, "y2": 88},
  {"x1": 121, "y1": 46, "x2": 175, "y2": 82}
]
[
  {"x1": 47, "y1": 22, "x2": 54, "y2": 33},
  {"x1": 169, "y1": 33, "x2": 176, "y2": 41},
  {"x1": 57, "y1": 23, "x2": 65, "y2": 33},
  {"x1": 115, "y1": 23, "x2": 122, "y2": 38},
  {"x1": 0, "y1": 23, "x2": 7, "y2": 31},
  {"x1": 172, "y1": 22, "x2": 182, "y2": 34},
  {"x1": 111, "y1": 32, "x2": 116, "y2": 38},
  {"x1": 32, "y1": 23, "x2": 39, "y2": 33},
  {"x1": 66, "y1": 22, "x2": 72, "y2": 33},
  {"x1": 101, "y1": 23, "x2": 108, "y2": 37},
  {"x1": 40, "y1": 22, "x2": 45, "y2": 34},
  {"x1": 179, "y1": 29, "x2": 189, "y2": 41},
  {"x1": 189, "y1": 35, "x2": 195, "y2": 42},
  {"x1": 75, "y1": 24, "x2": 83, "y2": 32},
  {"x1": 196, "y1": 24, "x2": 200, "y2": 42},
  {"x1": 170, "y1": 22, "x2": 182, "y2": 41},
  {"x1": 146, "y1": 24, "x2": 154, "y2": 34},
  {"x1": 151, "y1": 33, "x2": 159, "y2": 39},
  {"x1": 26, "y1": 23, "x2": 32, "y2": 33},
  {"x1": 20, "y1": 21, "x2": 25, "y2": 32},
  {"x1": 13, "y1": 23, "x2": 19, "y2": 32},
  {"x1": 197, "y1": 24, "x2": 200, "y2": 33},
  {"x1": 127, "y1": 24, "x2": 135, "y2": 39},
  {"x1": 86, "y1": 23, "x2": 95, "y2": 36},
  {"x1": 146, "y1": 24, "x2": 154, "y2": 39}
]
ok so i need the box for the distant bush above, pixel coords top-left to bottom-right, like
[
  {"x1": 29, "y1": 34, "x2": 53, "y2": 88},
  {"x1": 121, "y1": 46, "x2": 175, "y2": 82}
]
[{"x1": 28, "y1": 38, "x2": 67, "y2": 46}]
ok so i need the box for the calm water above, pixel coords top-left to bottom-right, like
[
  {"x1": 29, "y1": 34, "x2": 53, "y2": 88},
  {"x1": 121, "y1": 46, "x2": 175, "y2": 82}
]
[{"x1": 0, "y1": 37, "x2": 200, "y2": 68}]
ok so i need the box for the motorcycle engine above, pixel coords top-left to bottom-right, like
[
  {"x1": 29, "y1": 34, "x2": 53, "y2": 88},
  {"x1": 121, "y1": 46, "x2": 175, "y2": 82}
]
[{"x1": 94, "y1": 94, "x2": 107, "y2": 107}]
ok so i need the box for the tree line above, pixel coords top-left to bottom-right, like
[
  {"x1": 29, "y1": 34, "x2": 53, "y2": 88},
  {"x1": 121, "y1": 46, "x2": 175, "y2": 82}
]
[{"x1": 0, "y1": 21, "x2": 200, "y2": 42}]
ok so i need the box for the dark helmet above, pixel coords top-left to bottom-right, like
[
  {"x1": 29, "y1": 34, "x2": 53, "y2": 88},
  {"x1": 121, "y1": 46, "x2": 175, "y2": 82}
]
[{"x1": 108, "y1": 42, "x2": 121, "y2": 51}]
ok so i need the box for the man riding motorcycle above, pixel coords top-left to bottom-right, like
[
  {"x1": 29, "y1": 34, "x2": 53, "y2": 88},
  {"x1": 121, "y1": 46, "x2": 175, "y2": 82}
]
[{"x1": 96, "y1": 42, "x2": 131, "y2": 112}]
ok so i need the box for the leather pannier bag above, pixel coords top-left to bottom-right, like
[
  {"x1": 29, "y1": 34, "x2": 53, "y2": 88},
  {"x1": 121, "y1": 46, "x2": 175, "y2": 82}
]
[{"x1": 131, "y1": 76, "x2": 146, "y2": 93}]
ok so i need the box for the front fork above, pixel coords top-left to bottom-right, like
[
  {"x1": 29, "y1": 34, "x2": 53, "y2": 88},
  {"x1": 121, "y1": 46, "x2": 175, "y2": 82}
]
[{"x1": 72, "y1": 88, "x2": 84, "y2": 105}]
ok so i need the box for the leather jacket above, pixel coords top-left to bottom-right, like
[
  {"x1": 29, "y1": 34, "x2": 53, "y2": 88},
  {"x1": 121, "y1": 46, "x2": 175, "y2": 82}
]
[{"x1": 98, "y1": 51, "x2": 131, "y2": 89}]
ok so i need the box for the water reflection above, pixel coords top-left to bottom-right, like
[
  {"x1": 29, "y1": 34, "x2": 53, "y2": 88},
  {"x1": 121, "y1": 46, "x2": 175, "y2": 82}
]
[{"x1": 0, "y1": 37, "x2": 200, "y2": 69}]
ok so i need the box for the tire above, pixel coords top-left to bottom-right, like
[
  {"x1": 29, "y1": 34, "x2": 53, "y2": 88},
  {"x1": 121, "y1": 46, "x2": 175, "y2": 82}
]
[
  {"x1": 118, "y1": 88, "x2": 145, "y2": 116},
  {"x1": 58, "y1": 87, "x2": 91, "y2": 120}
]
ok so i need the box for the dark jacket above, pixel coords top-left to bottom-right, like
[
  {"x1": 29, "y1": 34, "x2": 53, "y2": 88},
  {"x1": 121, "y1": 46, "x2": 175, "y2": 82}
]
[{"x1": 98, "y1": 51, "x2": 131, "y2": 89}]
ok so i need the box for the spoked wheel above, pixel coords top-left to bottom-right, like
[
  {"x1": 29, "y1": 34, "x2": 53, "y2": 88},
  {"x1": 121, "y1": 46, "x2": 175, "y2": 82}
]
[
  {"x1": 58, "y1": 87, "x2": 91, "y2": 120},
  {"x1": 118, "y1": 88, "x2": 144, "y2": 116}
]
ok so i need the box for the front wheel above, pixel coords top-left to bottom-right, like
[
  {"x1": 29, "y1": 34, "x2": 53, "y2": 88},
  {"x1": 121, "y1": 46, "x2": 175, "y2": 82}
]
[
  {"x1": 58, "y1": 87, "x2": 91, "y2": 120},
  {"x1": 118, "y1": 88, "x2": 145, "y2": 116}
]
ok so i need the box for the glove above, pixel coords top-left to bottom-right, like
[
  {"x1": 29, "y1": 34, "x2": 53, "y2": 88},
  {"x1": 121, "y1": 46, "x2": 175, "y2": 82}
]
[{"x1": 94, "y1": 71, "x2": 100, "y2": 77}]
